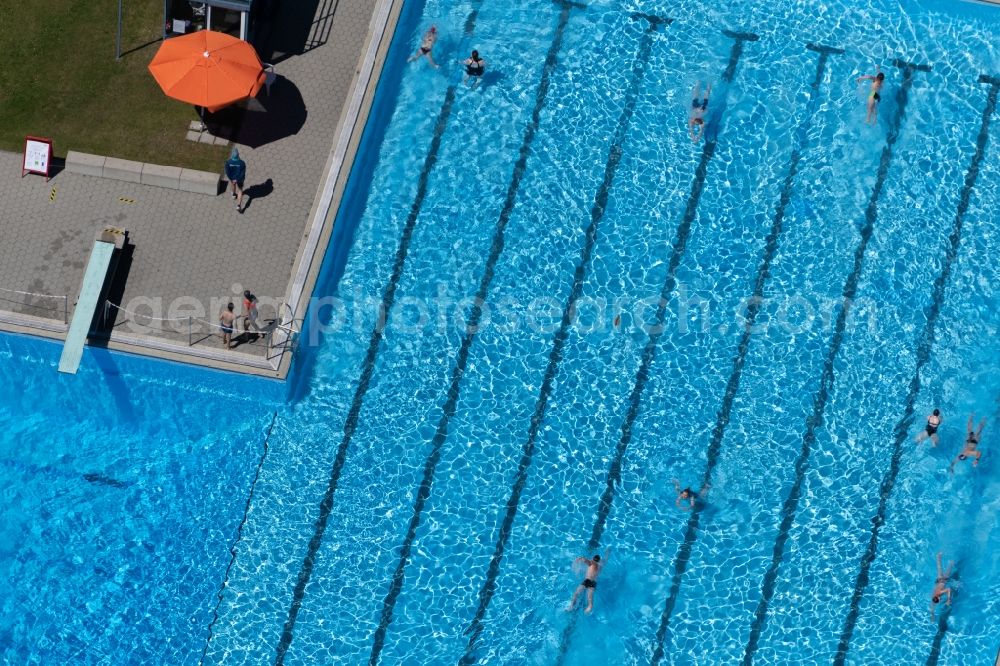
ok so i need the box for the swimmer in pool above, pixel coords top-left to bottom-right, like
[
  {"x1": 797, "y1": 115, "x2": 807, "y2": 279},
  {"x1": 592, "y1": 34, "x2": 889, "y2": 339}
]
[
  {"x1": 929, "y1": 551, "x2": 954, "y2": 621},
  {"x1": 914, "y1": 408, "x2": 942, "y2": 447},
  {"x1": 566, "y1": 551, "x2": 607, "y2": 614},
  {"x1": 950, "y1": 413, "x2": 986, "y2": 472},
  {"x1": 462, "y1": 50, "x2": 486, "y2": 88},
  {"x1": 673, "y1": 479, "x2": 696, "y2": 511},
  {"x1": 408, "y1": 26, "x2": 439, "y2": 68},
  {"x1": 673, "y1": 479, "x2": 710, "y2": 511},
  {"x1": 856, "y1": 66, "x2": 884, "y2": 125},
  {"x1": 688, "y1": 81, "x2": 712, "y2": 143}
]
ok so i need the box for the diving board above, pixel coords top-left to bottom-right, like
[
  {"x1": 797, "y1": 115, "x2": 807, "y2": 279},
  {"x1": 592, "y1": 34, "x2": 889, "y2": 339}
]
[{"x1": 58, "y1": 229, "x2": 125, "y2": 374}]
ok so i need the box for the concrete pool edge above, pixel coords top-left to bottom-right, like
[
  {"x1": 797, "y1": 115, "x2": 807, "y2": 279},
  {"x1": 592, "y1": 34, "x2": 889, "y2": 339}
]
[
  {"x1": 274, "y1": 0, "x2": 405, "y2": 381},
  {"x1": 0, "y1": 0, "x2": 405, "y2": 381}
]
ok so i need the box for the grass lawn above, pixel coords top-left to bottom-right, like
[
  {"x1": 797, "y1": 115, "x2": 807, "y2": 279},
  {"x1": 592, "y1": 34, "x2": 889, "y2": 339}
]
[{"x1": 0, "y1": 0, "x2": 227, "y2": 172}]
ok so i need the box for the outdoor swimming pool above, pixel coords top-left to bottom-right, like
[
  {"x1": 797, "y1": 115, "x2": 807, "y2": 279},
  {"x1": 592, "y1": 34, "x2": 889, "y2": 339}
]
[{"x1": 2, "y1": 0, "x2": 999, "y2": 663}]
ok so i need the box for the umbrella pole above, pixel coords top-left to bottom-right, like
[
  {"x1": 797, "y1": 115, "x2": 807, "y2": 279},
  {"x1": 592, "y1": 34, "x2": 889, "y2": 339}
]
[{"x1": 198, "y1": 105, "x2": 206, "y2": 132}]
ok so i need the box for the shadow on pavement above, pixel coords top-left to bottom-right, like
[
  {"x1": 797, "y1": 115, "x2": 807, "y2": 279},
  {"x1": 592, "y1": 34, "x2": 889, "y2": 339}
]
[
  {"x1": 93, "y1": 240, "x2": 135, "y2": 336},
  {"x1": 204, "y1": 76, "x2": 307, "y2": 149},
  {"x1": 244, "y1": 178, "x2": 274, "y2": 200},
  {"x1": 239, "y1": 178, "x2": 274, "y2": 213},
  {"x1": 252, "y1": 0, "x2": 335, "y2": 65}
]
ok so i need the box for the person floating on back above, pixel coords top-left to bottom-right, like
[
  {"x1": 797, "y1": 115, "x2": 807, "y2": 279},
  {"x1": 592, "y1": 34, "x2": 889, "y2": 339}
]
[
  {"x1": 408, "y1": 26, "x2": 439, "y2": 68},
  {"x1": 566, "y1": 551, "x2": 607, "y2": 614},
  {"x1": 688, "y1": 81, "x2": 711, "y2": 143},
  {"x1": 225, "y1": 148, "x2": 247, "y2": 213},
  {"x1": 929, "y1": 551, "x2": 954, "y2": 621},
  {"x1": 856, "y1": 66, "x2": 884, "y2": 125},
  {"x1": 914, "y1": 408, "x2": 942, "y2": 447},
  {"x1": 462, "y1": 50, "x2": 486, "y2": 88},
  {"x1": 950, "y1": 413, "x2": 985, "y2": 471}
]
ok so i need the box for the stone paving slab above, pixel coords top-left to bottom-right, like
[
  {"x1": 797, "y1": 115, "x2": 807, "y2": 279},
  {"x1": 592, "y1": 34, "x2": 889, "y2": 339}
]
[{"x1": 0, "y1": 0, "x2": 387, "y2": 376}]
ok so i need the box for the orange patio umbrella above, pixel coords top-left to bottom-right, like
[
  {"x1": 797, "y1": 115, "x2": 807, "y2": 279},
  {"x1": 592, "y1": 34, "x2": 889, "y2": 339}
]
[{"x1": 148, "y1": 30, "x2": 265, "y2": 113}]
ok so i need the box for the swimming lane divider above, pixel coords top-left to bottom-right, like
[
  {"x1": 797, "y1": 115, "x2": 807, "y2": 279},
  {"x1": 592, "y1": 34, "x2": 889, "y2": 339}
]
[
  {"x1": 648, "y1": 40, "x2": 841, "y2": 666},
  {"x1": 456, "y1": 13, "x2": 670, "y2": 666},
  {"x1": 364, "y1": 2, "x2": 585, "y2": 664},
  {"x1": 554, "y1": 27, "x2": 759, "y2": 666},
  {"x1": 740, "y1": 58, "x2": 930, "y2": 665},
  {"x1": 833, "y1": 74, "x2": 1000, "y2": 666},
  {"x1": 272, "y1": 2, "x2": 486, "y2": 662},
  {"x1": 201, "y1": 411, "x2": 279, "y2": 666}
]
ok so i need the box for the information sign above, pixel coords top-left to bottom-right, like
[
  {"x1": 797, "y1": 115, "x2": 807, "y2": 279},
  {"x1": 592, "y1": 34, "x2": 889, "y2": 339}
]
[{"x1": 23, "y1": 136, "x2": 53, "y2": 180}]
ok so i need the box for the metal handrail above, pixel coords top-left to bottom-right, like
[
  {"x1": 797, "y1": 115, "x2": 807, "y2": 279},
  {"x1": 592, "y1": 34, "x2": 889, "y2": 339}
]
[
  {"x1": 266, "y1": 302, "x2": 301, "y2": 361},
  {"x1": 94, "y1": 299, "x2": 301, "y2": 367}
]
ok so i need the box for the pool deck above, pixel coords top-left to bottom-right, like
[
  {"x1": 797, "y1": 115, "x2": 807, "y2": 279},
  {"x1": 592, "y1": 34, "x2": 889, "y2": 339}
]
[{"x1": 0, "y1": 0, "x2": 402, "y2": 379}]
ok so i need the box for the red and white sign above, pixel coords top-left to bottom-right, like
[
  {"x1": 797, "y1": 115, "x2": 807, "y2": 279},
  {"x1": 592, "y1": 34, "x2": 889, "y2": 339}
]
[{"x1": 22, "y1": 136, "x2": 53, "y2": 180}]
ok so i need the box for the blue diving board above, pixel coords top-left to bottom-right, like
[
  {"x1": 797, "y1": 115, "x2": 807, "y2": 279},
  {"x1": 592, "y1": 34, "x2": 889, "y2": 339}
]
[{"x1": 58, "y1": 239, "x2": 117, "y2": 374}]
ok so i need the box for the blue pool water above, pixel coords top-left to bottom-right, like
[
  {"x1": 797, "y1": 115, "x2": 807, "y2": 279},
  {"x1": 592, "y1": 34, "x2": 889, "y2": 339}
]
[{"x1": 3, "y1": 0, "x2": 1000, "y2": 663}]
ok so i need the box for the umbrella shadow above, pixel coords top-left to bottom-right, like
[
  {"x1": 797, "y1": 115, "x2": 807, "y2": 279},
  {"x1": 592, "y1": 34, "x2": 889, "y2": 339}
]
[{"x1": 203, "y1": 76, "x2": 307, "y2": 149}]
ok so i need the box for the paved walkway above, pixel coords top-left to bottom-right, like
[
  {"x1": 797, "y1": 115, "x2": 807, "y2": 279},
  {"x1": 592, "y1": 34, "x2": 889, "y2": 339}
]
[{"x1": 0, "y1": 0, "x2": 383, "y2": 373}]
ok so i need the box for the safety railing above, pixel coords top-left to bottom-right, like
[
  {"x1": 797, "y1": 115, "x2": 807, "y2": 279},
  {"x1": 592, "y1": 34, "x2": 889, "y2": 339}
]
[
  {"x1": 0, "y1": 286, "x2": 69, "y2": 324},
  {"x1": 266, "y1": 302, "x2": 301, "y2": 361},
  {"x1": 100, "y1": 300, "x2": 300, "y2": 363}
]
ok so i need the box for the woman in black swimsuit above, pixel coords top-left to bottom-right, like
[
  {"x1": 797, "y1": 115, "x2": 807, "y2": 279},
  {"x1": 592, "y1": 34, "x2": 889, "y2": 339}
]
[
  {"x1": 462, "y1": 49, "x2": 486, "y2": 88},
  {"x1": 914, "y1": 408, "x2": 942, "y2": 446}
]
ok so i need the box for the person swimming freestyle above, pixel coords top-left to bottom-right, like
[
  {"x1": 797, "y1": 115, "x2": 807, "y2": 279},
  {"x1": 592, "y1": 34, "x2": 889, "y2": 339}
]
[
  {"x1": 688, "y1": 81, "x2": 712, "y2": 143},
  {"x1": 856, "y1": 66, "x2": 885, "y2": 125},
  {"x1": 566, "y1": 551, "x2": 608, "y2": 614}
]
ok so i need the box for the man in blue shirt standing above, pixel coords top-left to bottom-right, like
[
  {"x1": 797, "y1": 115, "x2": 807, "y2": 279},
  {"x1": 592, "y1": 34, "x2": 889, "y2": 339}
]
[{"x1": 225, "y1": 148, "x2": 247, "y2": 213}]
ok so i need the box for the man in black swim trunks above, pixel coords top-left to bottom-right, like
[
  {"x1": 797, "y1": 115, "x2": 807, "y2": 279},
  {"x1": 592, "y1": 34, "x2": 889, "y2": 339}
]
[
  {"x1": 950, "y1": 413, "x2": 986, "y2": 471},
  {"x1": 219, "y1": 302, "x2": 236, "y2": 349},
  {"x1": 914, "y1": 408, "x2": 942, "y2": 446},
  {"x1": 857, "y1": 66, "x2": 884, "y2": 125},
  {"x1": 462, "y1": 49, "x2": 486, "y2": 88},
  {"x1": 688, "y1": 81, "x2": 712, "y2": 143},
  {"x1": 566, "y1": 551, "x2": 607, "y2": 614}
]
